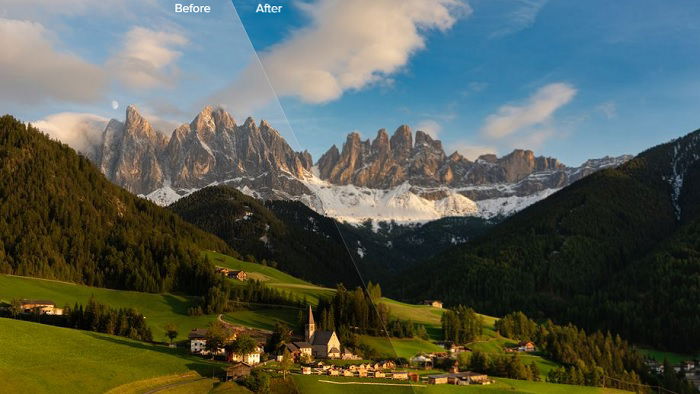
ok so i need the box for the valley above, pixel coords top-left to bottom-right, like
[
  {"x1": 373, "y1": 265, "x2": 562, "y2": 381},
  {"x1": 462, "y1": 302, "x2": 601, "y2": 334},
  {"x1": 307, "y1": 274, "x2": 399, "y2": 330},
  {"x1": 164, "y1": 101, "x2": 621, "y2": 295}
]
[{"x1": 1, "y1": 116, "x2": 698, "y2": 394}]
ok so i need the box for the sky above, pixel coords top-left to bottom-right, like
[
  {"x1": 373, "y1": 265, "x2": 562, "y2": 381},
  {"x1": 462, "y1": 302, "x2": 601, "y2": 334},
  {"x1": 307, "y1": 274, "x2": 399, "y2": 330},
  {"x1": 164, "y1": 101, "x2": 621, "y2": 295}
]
[{"x1": 2, "y1": 0, "x2": 700, "y2": 166}]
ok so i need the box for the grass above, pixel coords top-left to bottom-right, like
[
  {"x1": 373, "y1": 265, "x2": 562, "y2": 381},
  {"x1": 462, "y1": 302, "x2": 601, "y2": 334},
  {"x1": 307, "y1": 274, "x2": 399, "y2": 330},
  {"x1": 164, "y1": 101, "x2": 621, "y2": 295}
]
[
  {"x1": 359, "y1": 335, "x2": 446, "y2": 359},
  {"x1": 223, "y1": 307, "x2": 300, "y2": 331},
  {"x1": 0, "y1": 318, "x2": 226, "y2": 394},
  {"x1": 291, "y1": 375, "x2": 630, "y2": 394},
  {"x1": 0, "y1": 274, "x2": 217, "y2": 341},
  {"x1": 638, "y1": 348, "x2": 699, "y2": 364},
  {"x1": 207, "y1": 251, "x2": 335, "y2": 305}
]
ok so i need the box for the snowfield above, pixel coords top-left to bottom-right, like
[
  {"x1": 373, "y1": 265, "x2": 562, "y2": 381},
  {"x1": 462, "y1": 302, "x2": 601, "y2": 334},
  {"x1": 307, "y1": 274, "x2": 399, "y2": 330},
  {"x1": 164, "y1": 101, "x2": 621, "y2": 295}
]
[{"x1": 142, "y1": 172, "x2": 561, "y2": 226}]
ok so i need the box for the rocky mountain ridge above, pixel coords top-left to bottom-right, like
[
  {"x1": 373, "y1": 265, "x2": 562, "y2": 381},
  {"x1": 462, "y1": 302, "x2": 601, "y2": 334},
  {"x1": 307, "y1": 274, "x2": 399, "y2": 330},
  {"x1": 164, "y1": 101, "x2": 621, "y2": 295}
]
[
  {"x1": 96, "y1": 105, "x2": 312, "y2": 196},
  {"x1": 92, "y1": 106, "x2": 631, "y2": 223}
]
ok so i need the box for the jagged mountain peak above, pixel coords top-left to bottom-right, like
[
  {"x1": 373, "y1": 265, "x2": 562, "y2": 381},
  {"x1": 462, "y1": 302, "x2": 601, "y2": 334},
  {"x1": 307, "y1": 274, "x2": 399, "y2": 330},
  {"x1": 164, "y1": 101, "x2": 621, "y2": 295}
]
[
  {"x1": 243, "y1": 116, "x2": 257, "y2": 129},
  {"x1": 94, "y1": 111, "x2": 632, "y2": 224},
  {"x1": 94, "y1": 106, "x2": 312, "y2": 195}
]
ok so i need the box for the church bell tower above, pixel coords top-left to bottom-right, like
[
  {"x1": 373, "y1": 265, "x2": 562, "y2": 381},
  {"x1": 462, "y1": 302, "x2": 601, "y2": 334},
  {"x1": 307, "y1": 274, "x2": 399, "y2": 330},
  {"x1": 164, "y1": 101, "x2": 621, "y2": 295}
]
[{"x1": 305, "y1": 305, "x2": 315, "y2": 342}]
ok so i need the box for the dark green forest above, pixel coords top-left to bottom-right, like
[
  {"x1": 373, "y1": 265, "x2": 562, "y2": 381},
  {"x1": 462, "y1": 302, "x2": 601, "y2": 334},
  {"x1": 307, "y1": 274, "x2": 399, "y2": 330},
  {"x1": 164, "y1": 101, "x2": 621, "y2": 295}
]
[
  {"x1": 168, "y1": 186, "x2": 365, "y2": 286},
  {"x1": 395, "y1": 129, "x2": 700, "y2": 353},
  {"x1": 495, "y1": 312, "x2": 697, "y2": 394},
  {"x1": 0, "y1": 115, "x2": 231, "y2": 295}
]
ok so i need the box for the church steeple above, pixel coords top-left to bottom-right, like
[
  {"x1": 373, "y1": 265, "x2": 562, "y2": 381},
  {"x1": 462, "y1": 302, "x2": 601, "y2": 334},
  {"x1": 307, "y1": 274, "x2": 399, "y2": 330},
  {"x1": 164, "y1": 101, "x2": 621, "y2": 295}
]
[{"x1": 305, "y1": 305, "x2": 315, "y2": 342}]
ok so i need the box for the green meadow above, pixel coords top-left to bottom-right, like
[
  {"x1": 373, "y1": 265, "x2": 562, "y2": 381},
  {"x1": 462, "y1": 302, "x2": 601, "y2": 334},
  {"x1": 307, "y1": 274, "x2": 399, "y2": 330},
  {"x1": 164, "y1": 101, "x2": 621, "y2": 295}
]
[
  {"x1": 291, "y1": 375, "x2": 630, "y2": 394},
  {"x1": 0, "y1": 318, "x2": 224, "y2": 394},
  {"x1": 0, "y1": 274, "x2": 216, "y2": 341}
]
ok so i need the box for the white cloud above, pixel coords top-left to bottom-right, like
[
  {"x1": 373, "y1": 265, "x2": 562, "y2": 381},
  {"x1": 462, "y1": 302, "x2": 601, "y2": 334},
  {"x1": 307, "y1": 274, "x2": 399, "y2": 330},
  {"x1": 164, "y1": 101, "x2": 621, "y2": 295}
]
[
  {"x1": 0, "y1": 18, "x2": 106, "y2": 104},
  {"x1": 108, "y1": 27, "x2": 188, "y2": 90},
  {"x1": 33, "y1": 113, "x2": 109, "y2": 157},
  {"x1": 481, "y1": 82, "x2": 577, "y2": 139},
  {"x1": 416, "y1": 120, "x2": 442, "y2": 139},
  {"x1": 215, "y1": 0, "x2": 469, "y2": 111},
  {"x1": 491, "y1": 0, "x2": 548, "y2": 38},
  {"x1": 597, "y1": 101, "x2": 617, "y2": 119},
  {"x1": 452, "y1": 142, "x2": 497, "y2": 160}
]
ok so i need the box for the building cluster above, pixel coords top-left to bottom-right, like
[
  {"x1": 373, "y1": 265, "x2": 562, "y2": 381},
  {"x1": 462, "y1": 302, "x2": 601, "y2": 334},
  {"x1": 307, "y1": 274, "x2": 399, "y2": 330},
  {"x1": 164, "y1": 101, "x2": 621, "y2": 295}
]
[
  {"x1": 215, "y1": 267, "x2": 247, "y2": 281},
  {"x1": 1, "y1": 299, "x2": 64, "y2": 315},
  {"x1": 646, "y1": 359, "x2": 700, "y2": 389},
  {"x1": 300, "y1": 361, "x2": 410, "y2": 380},
  {"x1": 188, "y1": 326, "x2": 263, "y2": 365},
  {"x1": 504, "y1": 341, "x2": 536, "y2": 353}
]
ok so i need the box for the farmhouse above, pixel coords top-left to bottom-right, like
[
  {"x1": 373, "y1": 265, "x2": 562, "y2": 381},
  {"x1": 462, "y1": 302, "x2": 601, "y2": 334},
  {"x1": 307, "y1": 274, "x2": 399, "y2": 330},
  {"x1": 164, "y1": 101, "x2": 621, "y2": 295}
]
[
  {"x1": 19, "y1": 299, "x2": 63, "y2": 315},
  {"x1": 284, "y1": 341, "x2": 313, "y2": 361},
  {"x1": 230, "y1": 345, "x2": 263, "y2": 365},
  {"x1": 422, "y1": 300, "x2": 443, "y2": 308},
  {"x1": 517, "y1": 341, "x2": 536, "y2": 352},
  {"x1": 225, "y1": 362, "x2": 252, "y2": 381},
  {"x1": 228, "y1": 270, "x2": 247, "y2": 281},
  {"x1": 188, "y1": 328, "x2": 237, "y2": 355},
  {"x1": 427, "y1": 371, "x2": 490, "y2": 385},
  {"x1": 305, "y1": 305, "x2": 341, "y2": 359},
  {"x1": 188, "y1": 328, "x2": 209, "y2": 353}
]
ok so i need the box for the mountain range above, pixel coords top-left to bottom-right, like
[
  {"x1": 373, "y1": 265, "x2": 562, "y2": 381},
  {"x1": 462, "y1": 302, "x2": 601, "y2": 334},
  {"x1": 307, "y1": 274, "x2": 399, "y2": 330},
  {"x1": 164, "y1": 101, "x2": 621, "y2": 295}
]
[{"x1": 92, "y1": 106, "x2": 630, "y2": 224}]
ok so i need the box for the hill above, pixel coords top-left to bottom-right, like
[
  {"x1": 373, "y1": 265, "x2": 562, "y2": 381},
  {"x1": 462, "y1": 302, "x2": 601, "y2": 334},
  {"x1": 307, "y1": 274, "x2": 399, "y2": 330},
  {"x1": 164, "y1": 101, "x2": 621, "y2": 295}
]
[
  {"x1": 0, "y1": 318, "x2": 223, "y2": 394},
  {"x1": 170, "y1": 186, "x2": 495, "y2": 286},
  {"x1": 0, "y1": 115, "x2": 231, "y2": 295},
  {"x1": 169, "y1": 186, "x2": 365, "y2": 287},
  {"x1": 395, "y1": 128, "x2": 700, "y2": 353}
]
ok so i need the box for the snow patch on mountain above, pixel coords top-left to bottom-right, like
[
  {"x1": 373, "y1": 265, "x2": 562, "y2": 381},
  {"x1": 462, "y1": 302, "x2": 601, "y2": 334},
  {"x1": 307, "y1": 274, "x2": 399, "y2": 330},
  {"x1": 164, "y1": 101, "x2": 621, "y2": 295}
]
[
  {"x1": 476, "y1": 188, "x2": 559, "y2": 218},
  {"x1": 299, "y1": 175, "x2": 478, "y2": 224}
]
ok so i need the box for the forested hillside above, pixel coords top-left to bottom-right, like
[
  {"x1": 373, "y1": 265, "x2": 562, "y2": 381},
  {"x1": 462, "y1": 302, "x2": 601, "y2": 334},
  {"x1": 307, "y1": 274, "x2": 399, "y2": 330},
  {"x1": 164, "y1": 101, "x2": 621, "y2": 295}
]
[
  {"x1": 395, "y1": 128, "x2": 700, "y2": 353},
  {"x1": 169, "y1": 186, "x2": 366, "y2": 286},
  {"x1": 0, "y1": 115, "x2": 231, "y2": 294},
  {"x1": 169, "y1": 186, "x2": 496, "y2": 286}
]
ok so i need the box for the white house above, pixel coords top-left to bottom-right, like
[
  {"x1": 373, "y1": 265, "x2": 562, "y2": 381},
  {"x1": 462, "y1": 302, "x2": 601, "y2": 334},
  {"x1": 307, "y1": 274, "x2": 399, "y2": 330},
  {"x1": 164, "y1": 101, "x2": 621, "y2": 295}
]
[{"x1": 231, "y1": 346, "x2": 264, "y2": 365}]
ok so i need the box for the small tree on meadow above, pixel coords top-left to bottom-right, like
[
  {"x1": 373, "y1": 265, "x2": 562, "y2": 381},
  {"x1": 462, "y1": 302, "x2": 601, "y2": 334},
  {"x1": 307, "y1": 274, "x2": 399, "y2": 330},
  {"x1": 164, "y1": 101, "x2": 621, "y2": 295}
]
[{"x1": 164, "y1": 323, "x2": 178, "y2": 346}]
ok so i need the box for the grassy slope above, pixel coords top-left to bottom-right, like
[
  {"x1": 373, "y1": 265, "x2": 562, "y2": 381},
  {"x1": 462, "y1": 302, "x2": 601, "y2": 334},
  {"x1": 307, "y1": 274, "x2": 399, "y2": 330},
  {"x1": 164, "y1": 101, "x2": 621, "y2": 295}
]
[
  {"x1": 0, "y1": 260, "x2": 557, "y2": 378},
  {"x1": 291, "y1": 375, "x2": 630, "y2": 394},
  {"x1": 206, "y1": 251, "x2": 335, "y2": 305},
  {"x1": 638, "y1": 348, "x2": 700, "y2": 364},
  {"x1": 0, "y1": 318, "x2": 224, "y2": 394},
  {"x1": 0, "y1": 274, "x2": 215, "y2": 341}
]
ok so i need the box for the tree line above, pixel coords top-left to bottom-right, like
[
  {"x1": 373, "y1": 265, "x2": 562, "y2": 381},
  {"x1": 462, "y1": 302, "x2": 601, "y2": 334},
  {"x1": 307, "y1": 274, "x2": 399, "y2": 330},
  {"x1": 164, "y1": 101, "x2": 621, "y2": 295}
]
[
  {"x1": 315, "y1": 283, "x2": 429, "y2": 341},
  {"x1": 496, "y1": 312, "x2": 697, "y2": 394},
  {"x1": 2, "y1": 297, "x2": 152, "y2": 341}
]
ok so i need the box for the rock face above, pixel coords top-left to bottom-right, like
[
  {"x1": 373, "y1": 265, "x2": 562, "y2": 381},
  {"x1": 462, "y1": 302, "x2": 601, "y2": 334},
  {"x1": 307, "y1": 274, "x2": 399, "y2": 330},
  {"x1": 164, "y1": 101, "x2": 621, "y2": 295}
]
[
  {"x1": 316, "y1": 125, "x2": 567, "y2": 189},
  {"x1": 94, "y1": 107, "x2": 631, "y2": 223},
  {"x1": 95, "y1": 105, "x2": 312, "y2": 195}
]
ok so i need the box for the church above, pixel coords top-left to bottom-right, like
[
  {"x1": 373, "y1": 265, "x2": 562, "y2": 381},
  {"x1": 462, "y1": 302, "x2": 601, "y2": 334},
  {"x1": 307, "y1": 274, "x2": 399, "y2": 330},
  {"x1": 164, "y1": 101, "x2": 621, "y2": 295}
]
[{"x1": 305, "y1": 305, "x2": 341, "y2": 359}]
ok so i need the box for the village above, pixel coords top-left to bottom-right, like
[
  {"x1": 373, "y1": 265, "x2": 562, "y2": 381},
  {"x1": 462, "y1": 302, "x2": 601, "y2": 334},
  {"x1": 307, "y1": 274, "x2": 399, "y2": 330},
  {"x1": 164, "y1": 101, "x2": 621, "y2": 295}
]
[{"x1": 4, "y1": 267, "x2": 699, "y2": 392}]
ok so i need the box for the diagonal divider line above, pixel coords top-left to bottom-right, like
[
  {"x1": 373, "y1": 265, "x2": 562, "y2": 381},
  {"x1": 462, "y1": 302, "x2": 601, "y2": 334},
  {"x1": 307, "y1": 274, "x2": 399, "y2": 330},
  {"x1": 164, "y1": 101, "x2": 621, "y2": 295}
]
[{"x1": 226, "y1": 1, "x2": 412, "y2": 391}]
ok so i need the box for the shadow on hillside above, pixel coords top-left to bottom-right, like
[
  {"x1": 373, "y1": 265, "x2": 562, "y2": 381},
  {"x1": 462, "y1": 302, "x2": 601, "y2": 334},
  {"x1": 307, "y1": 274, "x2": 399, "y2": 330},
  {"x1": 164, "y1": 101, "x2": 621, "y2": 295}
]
[
  {"x1": 162, "y1": 293, "x2": 198, "y2": 315},
  {"x1": 85, "y1": 332, "x2": 225, "y2": 376}
]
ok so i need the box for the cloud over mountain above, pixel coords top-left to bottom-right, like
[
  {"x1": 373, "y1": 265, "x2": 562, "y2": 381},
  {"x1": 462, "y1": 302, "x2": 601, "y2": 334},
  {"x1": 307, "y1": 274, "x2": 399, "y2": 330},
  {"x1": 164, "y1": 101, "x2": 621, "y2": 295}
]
[
  {"x1": 215, "y1": 0, "x2": 469, "y2": 112},
  {"x1": 33, "y1": 112, "x2": 109, "y2": 157},
  {"x1": 108, "y1": 27, "x2": 188, "y2": 90},
  {"x1": 0, "y1": 18, "x2": 107, "y2": 104},
  {"x1": 481, "y1": 82, "x2": 577, "y2": 139}
]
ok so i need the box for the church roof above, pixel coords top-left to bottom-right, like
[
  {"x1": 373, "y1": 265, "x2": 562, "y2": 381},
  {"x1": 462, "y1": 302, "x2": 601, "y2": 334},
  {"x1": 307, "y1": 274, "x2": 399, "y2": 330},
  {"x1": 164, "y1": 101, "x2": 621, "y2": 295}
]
[{"x1": 311, "y1": 330, "x2": 335, "y2": 345}]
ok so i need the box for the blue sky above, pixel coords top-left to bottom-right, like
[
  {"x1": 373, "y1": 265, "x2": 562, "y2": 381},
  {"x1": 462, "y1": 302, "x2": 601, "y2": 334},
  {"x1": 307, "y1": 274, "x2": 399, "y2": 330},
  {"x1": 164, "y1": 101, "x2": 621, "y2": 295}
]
[{"x1": 2, "y1": 0, "x2": 699, "y2": 166}]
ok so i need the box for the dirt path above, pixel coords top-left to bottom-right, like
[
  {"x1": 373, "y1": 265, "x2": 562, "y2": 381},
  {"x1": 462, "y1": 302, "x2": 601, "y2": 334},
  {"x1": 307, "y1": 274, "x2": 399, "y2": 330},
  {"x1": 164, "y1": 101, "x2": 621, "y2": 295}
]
[
  {"x1": 143, "y1": 377, "x2": 208, "y2": 394},
  {"x1": 218, "y1": 314, "x2": 273, "y2": 334}
]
